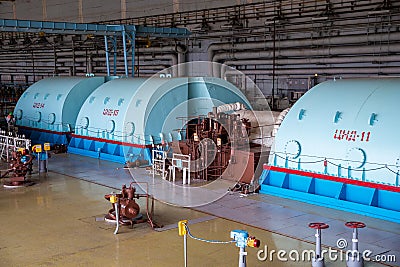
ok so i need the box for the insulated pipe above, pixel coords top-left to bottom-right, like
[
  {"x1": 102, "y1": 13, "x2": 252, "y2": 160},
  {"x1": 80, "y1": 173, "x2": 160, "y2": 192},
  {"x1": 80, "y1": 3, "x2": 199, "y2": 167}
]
[
  {"x1": 0, "y1": 57, "x2": 56, "y2": 62},
  {"x1": 224, "y1": 67, "x2": 400, "y2": 76},
  {"x1": 208, "y1": 48, "x2": 216, "y2": 77},
  {"x1": 93, "y1": 45, "x2": 180, "y2": 76},
  {"x1": 121, "y1": 26, "x2": 128, "y2": 76},
  {"x1": 216, "y1": 102, "x2": 246, "y2": 113},
  {"x1": 221, "y1": 58, "x2": 400, "y2": 77},
  {"x1": 208, "y1": 32, "x2": 400, "y2": 55},
  {"x1": 104, "y1": 35, "x2": 110, "y2": 76},
  {"x1": 219, "y1": 59, "x2": 400, "y2": 79},
  {"x1": 176, "y1": 45, "x2": 187, "y2": 77},
  {"x1": 131, "y1": 31, "x2": 136, "y2": 77},
  {"x1": 0, "y1": 63, "x2": 170, "y2": 70},
  {"x1": 208, "y1": 32, "x2": 400, "y2": 76},
  {"x1": 273, "y1": 108, "x2": 290, "y2": 137},
  {"x1": 91, "y1": 65, "x2": 168, "y2": 71},
  {"x1": 223, "y1": 55, "x2": 400, "y2": 67},
  {"x1": 193, "y1": 16, "x2": 388, "y2": 40},
  {"x1": 56, "y1": 54, "x2": 174, "y2": 63},
  {"x1": 213, "y1": 44, "x2": 400, "y2": 63},
  {"x1": 113, "y1": 36, "x2": 117, "y2": 76},
  {"x1": 87, "y1": 54, "x2": 93, "y2": 74},
  {"x1": 50, "y1": 53, "x2": 176, "y2": 75},
  {"x1": 140, "y1": 45, "x2": 187, "y2": 77}
]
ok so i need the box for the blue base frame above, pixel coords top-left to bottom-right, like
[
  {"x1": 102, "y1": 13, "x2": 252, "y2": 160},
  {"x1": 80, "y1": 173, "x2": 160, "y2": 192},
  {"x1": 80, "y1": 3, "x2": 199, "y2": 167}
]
[
  {"x1": 18, "y1": 128, "x2": 69, "y2": 146},
  {"x1": 67, "y1": 136, "x2": 152, "y2": 164},
  {"x1": 259, "y1": 169, "x2": 400, "y2": 223}
]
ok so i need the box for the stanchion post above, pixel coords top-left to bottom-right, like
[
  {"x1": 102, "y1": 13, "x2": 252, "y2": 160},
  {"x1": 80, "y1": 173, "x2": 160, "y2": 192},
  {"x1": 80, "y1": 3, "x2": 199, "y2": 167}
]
[
  {"x1": 109, "y1": 194, "x2": 119, "y2": 234},
  {"x1": 44, "y1": 143, "x2": 50, "y2": 172},
  {"x1": 178, "y1": 220, "x2": 188, "y2": 267}
]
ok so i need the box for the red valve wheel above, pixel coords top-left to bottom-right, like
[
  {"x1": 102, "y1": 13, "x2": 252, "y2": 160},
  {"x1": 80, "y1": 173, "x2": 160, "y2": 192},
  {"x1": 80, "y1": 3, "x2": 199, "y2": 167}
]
[
  {"x1": 345, "y1": 221, "x2": 366, "y2": 229},
  {"x1": 308, "y1": 222, "x2": 329, "y2": 229}
]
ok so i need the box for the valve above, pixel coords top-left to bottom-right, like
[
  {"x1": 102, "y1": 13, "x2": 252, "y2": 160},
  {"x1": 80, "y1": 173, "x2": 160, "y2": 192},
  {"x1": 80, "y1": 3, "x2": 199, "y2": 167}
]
[
  {"x1": 309, "y1": 222, "x2": 329, "y2": 230},
  {"x1": 231, "y1": 230, "x2": 249, "y2": 248},
  {"x1": 246, "y1": 236, "x2": 260, "y2": 248},
  {"x1": 231, "y1": 230, "x2": 261, "y2": 267},
  {"x1": 308, "y1": 222, "x2": 329, "y2": 267},
  {"x1": 345, "y1": 221, "x2": 366, "y2": 229},
  {"x1": 345, "y1": 221, "x2": 366, "y2": 267}
]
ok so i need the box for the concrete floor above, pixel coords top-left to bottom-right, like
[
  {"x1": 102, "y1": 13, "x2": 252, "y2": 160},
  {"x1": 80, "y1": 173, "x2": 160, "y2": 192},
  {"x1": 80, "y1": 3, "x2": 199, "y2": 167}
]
[{"x1": 0, "y1": 154, "x2": 398, "y2": 266}]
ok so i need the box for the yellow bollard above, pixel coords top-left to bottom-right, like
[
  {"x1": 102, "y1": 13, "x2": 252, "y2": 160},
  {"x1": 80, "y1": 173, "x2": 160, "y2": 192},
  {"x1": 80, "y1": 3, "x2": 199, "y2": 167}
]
[
  {"x1": 109, "y1": 195, "x2": 118, "y2": 204},
  {"x1": 178, "y1": 220, "x2": 188, "y2": 267},
  {"x1": 178, "y1": 220, "x2": 188, "y2": 236}
]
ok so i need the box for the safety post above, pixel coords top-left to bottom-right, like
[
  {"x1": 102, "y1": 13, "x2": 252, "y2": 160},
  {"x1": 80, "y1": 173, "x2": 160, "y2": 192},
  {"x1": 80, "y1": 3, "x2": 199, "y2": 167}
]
[
  {"x1": 178, "y1": 220, "x2": 188, "y2": 267},
  {"x1": 34, "y1": 144, "x2": 42, "y2": 172},
  {"x1": 109, "y1": 194, "x2": 119, "y2": 234},
  {"x1": 44, "y1": 143, "x2": 50, "y2": 172},
  {"x1": 178, "y1": 220, "x2": 260, "y2": 267}
]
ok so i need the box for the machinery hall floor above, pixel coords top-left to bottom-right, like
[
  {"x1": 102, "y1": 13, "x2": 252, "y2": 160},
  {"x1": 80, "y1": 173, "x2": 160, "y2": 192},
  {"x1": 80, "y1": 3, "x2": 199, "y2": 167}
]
[{"x1": 0, "y1": 154, "x2": 398, "y2": 267}]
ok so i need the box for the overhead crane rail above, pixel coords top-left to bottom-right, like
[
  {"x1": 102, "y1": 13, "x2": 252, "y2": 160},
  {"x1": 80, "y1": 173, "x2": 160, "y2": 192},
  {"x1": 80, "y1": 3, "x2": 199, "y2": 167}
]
[
  {"x1": 0, "y1": 19, "x2": 191, "y2": 77},
  {"x1": 0, "y1": 19, "x2": 191, "y2": 37}
]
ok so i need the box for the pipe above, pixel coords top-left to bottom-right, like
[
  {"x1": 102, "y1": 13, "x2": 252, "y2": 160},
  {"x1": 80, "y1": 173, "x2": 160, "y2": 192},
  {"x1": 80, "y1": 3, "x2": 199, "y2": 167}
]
[
  {"x1": 55, "y1": 54, "x2": 174, "y2": 63},
  {"x1": 140, "y1": 45, "x2": 187, "y2": 77},
  {"x1": 104, "y1": 35, "x2": 110, "y2": 76},
  {"x1": 131, "y1": 31, "x2": 136, "y2": 78},
  {"x1": 193, "y1": 15, "x2": 392, "y2": 41},
  {"x1": 216, "y1": 102, "x2": 246, "y2": 113},
  {"x1": 213, "y1": 44, "x2": 400, "y2": 63},
  {"x1": 223, "y1": 55, "x2": 400, "y2": 67},
  {"x1": 208, "y1": 32, "x2": 400, "y2": 55},
  {"x1": 208, "y1": 32, "x2": 400, "y2": 76},
  {"x1": 87, "y1": 54, "x2": 93, "y2": 74},
  {"x1": 221, "y1": 57, "x2": 400, "y2": 77},
  {"x1": 176, "y1": 44, "x2": 187, "y2": 77},
  {"x1": 235, "y1": 110, "x2": 276, "y2": 147},
  {"x1": 113, "y1": 36, "x2": 117, "y2": 76},
  {"x1": 273, "y1": 108, "x2": 290, "y2": 137},
  {"x1": 224, "y1": 67, "x2": 400, "y2": 76},
  {"x1": 114, "y1": 201, "x2": 119, "y2": 235},
  {"x1": 23, "y1": 52, "x2": 177, "y2": 75},
  {"x1": 121, "y1": 26, "x2": 128, "y2": 76},
  {"x1": 81, "y1": 45, "x2": 179, "y2": 76},
  {"x1": 91, "y1": 65, "x2": 167, "y2": 71}
]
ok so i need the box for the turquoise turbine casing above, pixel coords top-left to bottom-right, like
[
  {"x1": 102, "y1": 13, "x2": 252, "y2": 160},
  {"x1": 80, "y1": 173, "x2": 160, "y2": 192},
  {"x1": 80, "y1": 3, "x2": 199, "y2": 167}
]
[
  {"x1": 14, "y1": 76, "x2": 105, "y2": 144},
  {"x1": 67, "y1": 76, "x2": 251, "y2": 163},
  {"x1": 260, "y1": 78, "x2": 400, "y2": 223}
]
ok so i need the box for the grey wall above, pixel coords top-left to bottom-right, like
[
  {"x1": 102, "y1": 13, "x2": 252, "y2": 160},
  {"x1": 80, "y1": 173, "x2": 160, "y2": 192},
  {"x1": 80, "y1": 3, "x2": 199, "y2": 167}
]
[
  {"x1": 1, "y1": 0, "x2": 400, "y2": 110},
  {"x1": 0, "y1": 0, "x2": 254, "y2": 22}
]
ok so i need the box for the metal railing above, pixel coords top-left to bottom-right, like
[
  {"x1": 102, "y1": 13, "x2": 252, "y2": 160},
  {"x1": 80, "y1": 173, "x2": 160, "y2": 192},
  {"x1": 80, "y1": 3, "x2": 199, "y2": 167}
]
[{"x1": 0, "y1": 130, "x2": 31, "y2": 161}]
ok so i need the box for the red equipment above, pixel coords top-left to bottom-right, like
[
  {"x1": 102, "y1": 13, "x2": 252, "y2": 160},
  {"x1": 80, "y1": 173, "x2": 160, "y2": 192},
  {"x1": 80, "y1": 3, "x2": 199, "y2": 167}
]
[{"x1": 104, "y1": 183, "x2": 160, "y2": 229}]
